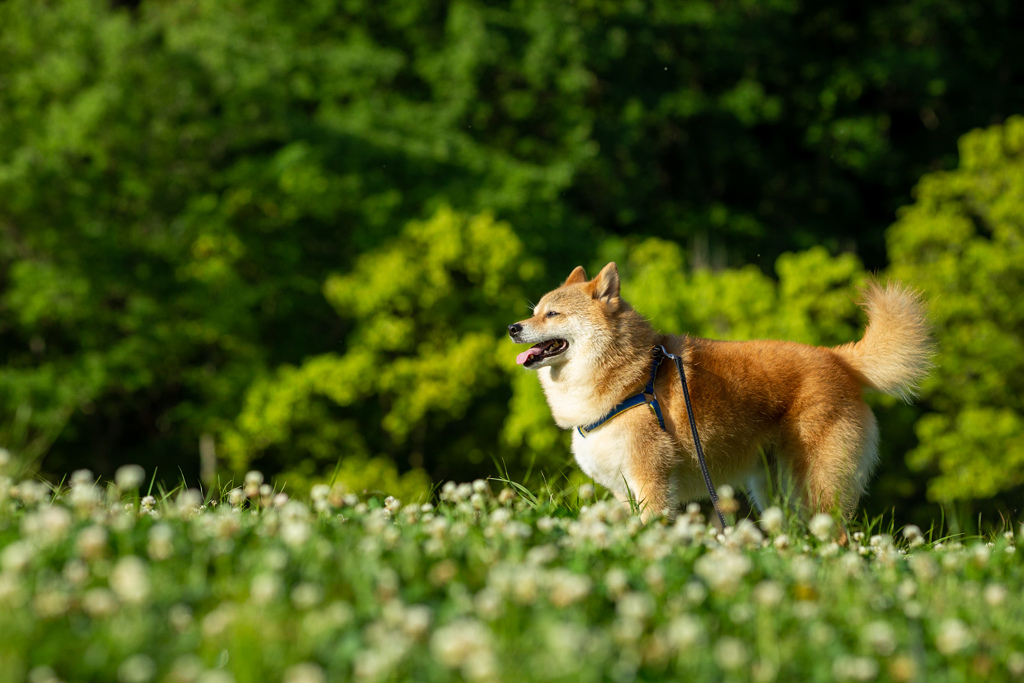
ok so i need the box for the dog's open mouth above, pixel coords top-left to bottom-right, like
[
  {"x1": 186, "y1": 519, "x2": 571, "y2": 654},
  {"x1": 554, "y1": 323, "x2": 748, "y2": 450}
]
[{"x1": 516, "y1": 339, "x2": 569, "y2": 366}]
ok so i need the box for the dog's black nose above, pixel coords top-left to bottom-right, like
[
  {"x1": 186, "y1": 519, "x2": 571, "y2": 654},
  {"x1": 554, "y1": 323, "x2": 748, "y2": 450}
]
[{"x1": 508, "y1": 323, "x2": 522, "y2": 338}]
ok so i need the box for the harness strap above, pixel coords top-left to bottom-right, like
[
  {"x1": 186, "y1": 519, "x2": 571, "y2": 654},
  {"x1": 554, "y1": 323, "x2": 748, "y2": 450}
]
[
  {"x1": 576, "y1": 344, "x2": 727, "y2": 529},
  {"x1": 577, "y1": 352, "x2": 665, "y2": 437},
  {"x1": 655, "y1": 345, "x2": 727, "y2": 529}
]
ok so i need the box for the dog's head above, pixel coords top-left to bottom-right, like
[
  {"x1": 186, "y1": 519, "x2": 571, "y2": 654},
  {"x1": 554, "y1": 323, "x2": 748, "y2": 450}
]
[{"x1": 507, "y1": 262, "x2": 622, "y2": 370}]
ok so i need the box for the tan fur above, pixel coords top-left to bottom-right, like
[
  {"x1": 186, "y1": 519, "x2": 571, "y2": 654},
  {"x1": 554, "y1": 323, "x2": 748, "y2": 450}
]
[{"x1": 509, "y1": 263, "x2": 933, "y2": 532}]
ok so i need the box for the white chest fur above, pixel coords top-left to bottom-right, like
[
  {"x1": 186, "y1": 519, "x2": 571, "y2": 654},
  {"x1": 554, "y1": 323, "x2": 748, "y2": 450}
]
[
  {"x1": 571, "y1": 424, "x2": 633, "y2": 497},
  {"x1": 538, "y1": 365, "x2": 612, "y2": 428}
]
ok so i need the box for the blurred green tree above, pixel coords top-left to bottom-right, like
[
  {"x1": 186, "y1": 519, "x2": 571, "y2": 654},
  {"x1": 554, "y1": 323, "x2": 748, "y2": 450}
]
[
  {"x1": 222, "y1": 207, "x2": 543, "y2": 494},
  {"x1": 888, "y1": 116, "x2": 1024, "y2": 503}
]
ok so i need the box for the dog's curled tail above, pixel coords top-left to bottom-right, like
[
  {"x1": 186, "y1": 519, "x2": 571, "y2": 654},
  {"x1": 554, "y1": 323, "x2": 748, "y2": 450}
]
[{"x1": 832, "y1": 280, "x2": 934, "y2": 402}]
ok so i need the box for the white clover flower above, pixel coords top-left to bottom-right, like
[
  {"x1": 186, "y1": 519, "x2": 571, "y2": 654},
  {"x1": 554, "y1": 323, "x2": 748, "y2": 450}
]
[
  {"x1": 1, "y1": 541, "x2": 34, "y2": 573},
  {"x1": 984, "y1": 583, "x2": 1007, "y2": 607},
  {"x1": 474, "y1": 588, "x2": 503, "y2": 621},
  {"x1": 14, "y1": 480, "x2": 49, "y2": 506},
  {"x1": 71, "y1": 469, "x2": 95, "y2": 488},
  {"x1": 115, "y1": 465, "x2": 146, "y2": 491},
  {"x1": 431, "y1": 618, "x2": 493, "y2": 669},
  {"x1": 616, "y1": 591, "x2": 654, "y2": 622},
  {"x1": 695, "y1": 548, "x2": 751, "y2": 594},
  {"x1": 69, "y1": 480, "x2": 102, "y2": 513},
  {"x1": 808, "y1": 513, "x2": 833, "y2": 540},
  {"x1": 82, "y1": 588, "x2": 119, "y2": 618},
  {"x1": 23, "y1": 505, "x2": 73, "y2": 545},
  {"x1": 832, "y1": 655, "x2": 879, "y2": 681},
  {"x1": 244, "y1": 470, "x2": 264, "y2": 487},
  {"x1": 292, "y1": 583, "x2": 323, "y2": 610},
  {"x1": 497, "y1": 488, "x2": 515, "y2": 504},
  {"x1": 604, "y1": 568, "x2": 629, "y2": 599},
  {"x1": 644, "y1": 564, "x2": 665, "y2": 594},
  {"x1": 110, "y1": 556, "x2": 150, "y2": 604},
  {"x1": 455, "y1": 482, "x2": 473, "y2": 502},
  {"x1": 897, "y1": 578, "x2": 916, "y2": 602},
  {"x1": 753, "y1": 580, "x2": 784, "y2": 608},
  {"x1": 401, "y1": 605, "x2": 432, "y2": 639},
  {"x1": 685, "y1": 581, "x2": 708, "y2": 606},
  {"x1": 472, "y1": 479, "x2": 489, "y2": 494},
  {"x1": 1008, "y1": 652, "x2": 1024, "y2": 677},
  {"x1": 731, "y1": 519, "x2": 764, "y2": 547},
  {"x1": 175, "y1": 489, "x2": 203, "y2": 518},
  {"x1": 773, "y1": 533, "x2": 791, "y2": 550},
  {"x1": 117, "y1": 654, "x2": 155, "y2": 683},
  {"x1": 273, "y1": 492, "x2": 289, "y2": 508},
  {"x1": 902, "y1": 524, "x2": 924, "y2": 547},
  {"x1": 148, "y1": 524, "x2": 175, "y2": 561},
  {"x1": 791, "y1": 556, "x2": 816, "y2": 583},
  {"x1": 908, "y1": 553, "x2": 938, "y2": 581},
  {"x1": 935, "y1": 618, "x2": 972, "y2": 655},
  {"x1": 666, "y1": 615, "x2": 704, "y2": 651},
  {"x1": 713, "y1": 637, "x2": 748, "y2": 671},
  {"x1": 283, "y1": 663, "x2": 325, "y2": 683},
  {"x1": 201, "y1": 603, "x2": 237, "y2": 639},
  {"x1": 250, "y1": 574, "x2": 281, "y2": 605},
  {"x1": 717, "y1": 485, "x2": 739, "y2": 514},
  {"x1": 863, "y1": 620, "x2": 896, "y2": 656},
  {"x1": 760, "y1": 506, "x2": 785, "y2": 534},
  {"x1": 281, "y1": 520, "x2": 311, "y2": 547},
  {"x1": 169, "y1": 604, "x2": 193, "y2": 633},
  {"x1": 578, "y1": 483, "x2": 595, "y2": 500},
  {"x1": 76, "y1": 525, "x2": 108, "y2": 561},
  {"x1": 34, "y1": 589, "x2": 71, "y2": 618},
  {"x1": 839, "y1": 552, "x2": 864, "y2": 577},
  {"x1": 140, "y1": 495, "x2": 156, "y2": 512},
  {"x1": 63, "y1": 559, "x2": 89, "y2": 586},
  {"x1": 525, "y1": 544, "x2": 558, "y2": 567}
]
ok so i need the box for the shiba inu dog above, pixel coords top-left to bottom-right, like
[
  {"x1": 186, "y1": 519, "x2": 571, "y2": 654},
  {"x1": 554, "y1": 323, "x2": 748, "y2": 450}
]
[{"x1": 508, "y1": 262, "x2": 932, "y2": 530}]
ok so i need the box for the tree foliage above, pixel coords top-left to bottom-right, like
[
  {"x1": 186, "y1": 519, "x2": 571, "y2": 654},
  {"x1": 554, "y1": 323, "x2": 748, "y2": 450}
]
[{"x1": 888, "y1": 116, "x2": 1024, "y2": 501}]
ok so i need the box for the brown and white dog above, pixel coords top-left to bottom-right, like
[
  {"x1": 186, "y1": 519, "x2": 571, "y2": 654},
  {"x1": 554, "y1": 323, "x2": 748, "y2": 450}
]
[{"x1": 508, "y1": 262, "x2": 932, "y2": 529}]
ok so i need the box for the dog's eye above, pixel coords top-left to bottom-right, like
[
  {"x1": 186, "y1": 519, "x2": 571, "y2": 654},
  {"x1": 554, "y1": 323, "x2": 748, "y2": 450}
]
[{"x1": 546, "y1": 311, "x2": 560, "y2": 318}]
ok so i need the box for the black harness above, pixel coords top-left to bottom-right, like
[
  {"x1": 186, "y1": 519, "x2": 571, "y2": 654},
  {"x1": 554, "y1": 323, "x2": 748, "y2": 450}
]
[{"x1": 576, "y1": 344, "x2": 727, "y2": 528}]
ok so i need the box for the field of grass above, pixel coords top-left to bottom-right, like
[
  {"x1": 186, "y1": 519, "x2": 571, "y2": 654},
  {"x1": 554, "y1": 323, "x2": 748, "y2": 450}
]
[{"x1": 0, "y1": 461, "x2": 1021, "y2": 683}]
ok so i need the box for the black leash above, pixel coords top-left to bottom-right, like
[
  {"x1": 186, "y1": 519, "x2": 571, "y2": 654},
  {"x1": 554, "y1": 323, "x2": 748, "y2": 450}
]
[{"x1": 655, "y1": 345, "x2": 728, "y2": 529}]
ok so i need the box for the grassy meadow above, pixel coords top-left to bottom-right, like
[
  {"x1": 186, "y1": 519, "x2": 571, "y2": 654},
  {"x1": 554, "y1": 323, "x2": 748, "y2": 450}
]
[{"x1": 0, "y1": 459, "x2": 1021, "y2": 683}]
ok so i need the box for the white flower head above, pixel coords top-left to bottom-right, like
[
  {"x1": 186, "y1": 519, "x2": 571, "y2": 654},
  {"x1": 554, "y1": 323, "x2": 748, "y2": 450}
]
[
  {"x1": 283, "y1": 663, "x2": 325, "y2": 683},
  {"x1": 760, "y1": 506, "x2": 785, "y2": 534},
  {"x1": 117, "y1": 654, "x2": 155, "y2": 683},
  {"x1": 935, "y1": 618, "x2": 972, "y2": 655},
  {"x1": 115, "y1": 465, "x2": 146, "y2": 491},
  {"x1": 110, "y1": 556, "x2": 150, "y2": 604},
  {"x1": 808, "y1": 513, "x2": 833, "y2": 541},
  {"x1": 713, "y1": 636, "x2": 748, "y2": 671}
]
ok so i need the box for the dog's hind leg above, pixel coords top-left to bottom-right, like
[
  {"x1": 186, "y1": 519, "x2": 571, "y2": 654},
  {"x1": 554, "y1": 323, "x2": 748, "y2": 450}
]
[{"x1": 782, "y1": 403, "x2": 877, "y2": 544}]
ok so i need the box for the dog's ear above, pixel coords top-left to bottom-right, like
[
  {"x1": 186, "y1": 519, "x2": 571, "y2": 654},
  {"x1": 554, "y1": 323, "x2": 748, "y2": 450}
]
[
  {"x1": 564, "y1": 266, "x2": 587, "y2": 286},
  {"x1": 592, "y1": 262, "x2": 620, "y2": 308}
]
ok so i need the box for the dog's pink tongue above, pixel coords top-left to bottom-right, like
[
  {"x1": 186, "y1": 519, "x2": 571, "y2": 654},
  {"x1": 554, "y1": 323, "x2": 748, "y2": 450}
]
[{"x1": 516, "y1": 345, "x2": 544, "y2": 365}]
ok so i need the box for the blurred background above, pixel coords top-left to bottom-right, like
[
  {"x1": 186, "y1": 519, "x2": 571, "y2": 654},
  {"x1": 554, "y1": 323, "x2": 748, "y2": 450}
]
[{"x1": 1, "y1": 0, "x2": 1022, "y2": 528}]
